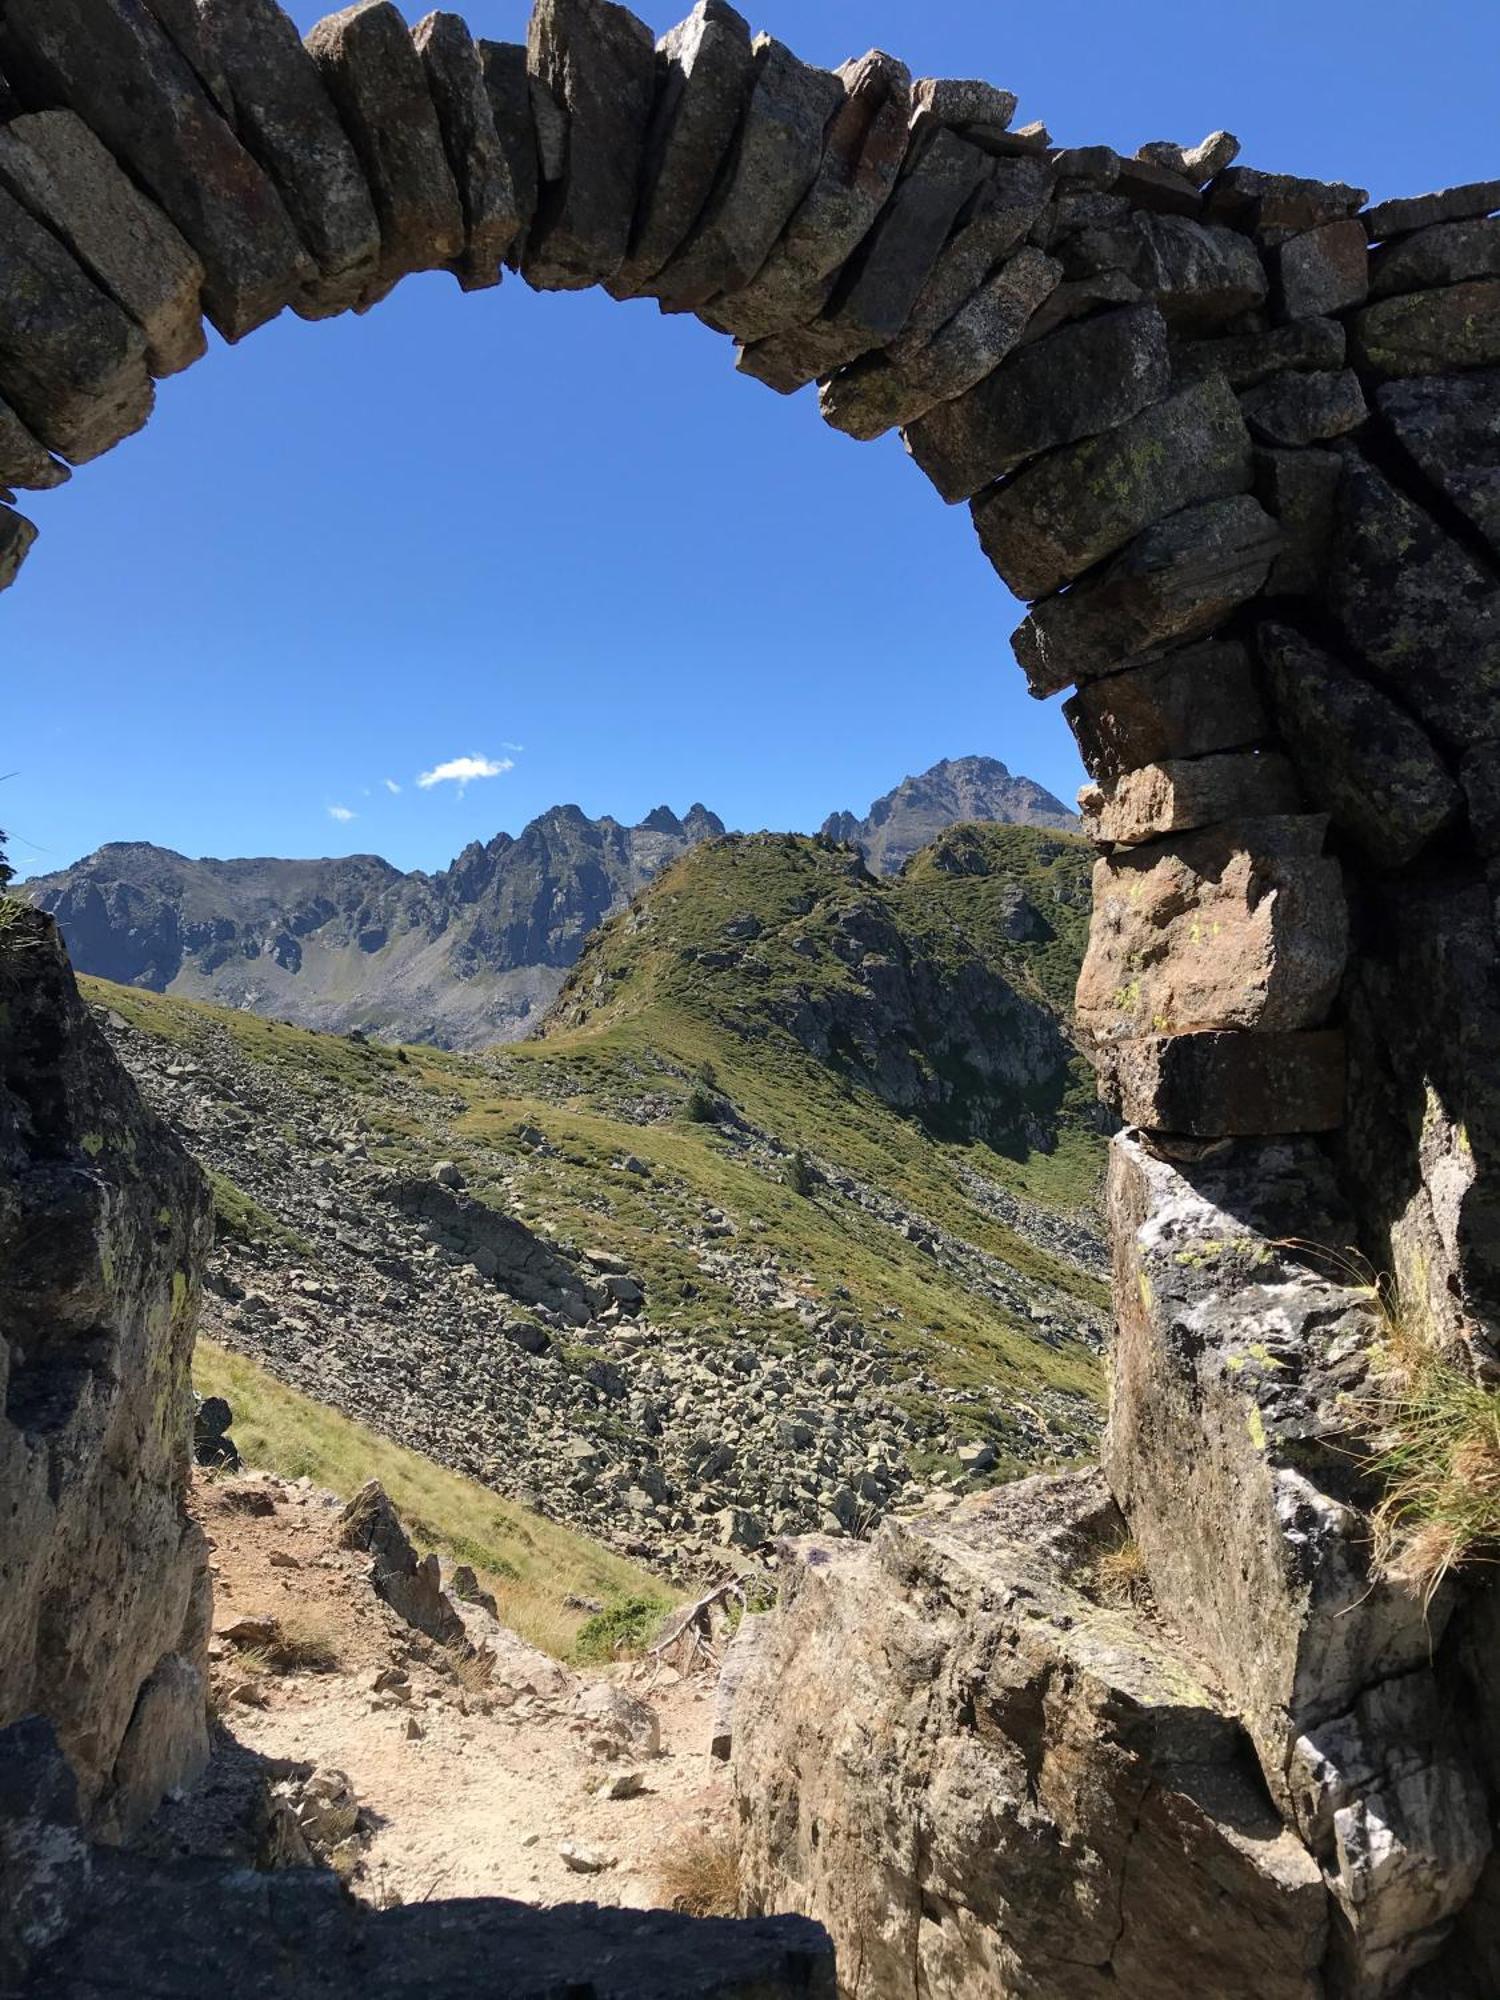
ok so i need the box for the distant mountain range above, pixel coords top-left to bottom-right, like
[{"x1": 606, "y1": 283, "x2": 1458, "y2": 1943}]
[{"x1": 25, "y1": 757, "x2": 1077, "y2": 1049}]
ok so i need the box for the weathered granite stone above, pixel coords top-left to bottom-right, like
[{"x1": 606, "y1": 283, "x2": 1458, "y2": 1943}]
[
  {"x1": 141, "y1": 0, "x2": 232, "y2": 112},
  {"x1": 905, "y1": 301, "x2": 1169, "y2": 504},
  {"x1": 1078, "y1": 814, "x2": 1345, "y2": 1050},
  {"x1": 1138, "y1": 130, "x2": 1240, "y2": 183},
  {"x1": 1370, "y1": 216, "x2": 1500, "y2": 298},
  {"x1": 337, "y1": 1479, "x2": 466, "y2": 1646},
  {"x1": 739, "y1": 128, "x2": 990, "y2": 393},
  {"x1": 0, "y1": 503, "x2": 37, "y2": 589},
  {"x1": 0, "y1": 911, "x2": 212, "y2": 1830},
  {"x1": 975, "y1": 375, "x2": 1253, "y2": 601},
  {"x1": 908, "y1": 76, "x2": 1016, "y2": 144},
  {"x1": 1256, "y1": 445, "x2": 1344, "y2": 595},
  {"x1": 477, "y1": 41, "x2": 541, "y2": 251},
  {"x1": 891, "y1": 156, "x2": 1054, "y2": 352},
  {"x1": 648, "y1": 36, "x2": 842, "y2": 313},
  {"x1": 523, "y1": 0, "x2": 656, "y2": 291},
  {"x1": 100, "y1": 1653, "x2": 209, "y2": 1844},
  {"x1": 1375, "y1": 369, "x2": 1500, "y2": 555},
  {"x1": 1350, "y1": 279, "x2": 1500, "y2": 378},
  {"x1": 609, "y1": 0, "x2": 754, "y2": 297},
  {"x1": 1113, "y1": 155, "x2": 1204, "y2": 218},
  {"x1": 1013, "y1": 495, "x2": 1282, "y2": 695},
  {"x1": 1017, "y1": 267, "x2": 1146, "y2": 344},
  {"x1": 1326, "y1": 456, "x2": 1500, "y2": 752},
  {"x1": 1030, "y1": 187, "x2": 1132, "y2": 250},
  {"x1": 1107, "y1": 1030, "x2": 1346, "y2": 1134},
  {"x1": 0, "y1": 186, "x2": 154, "y2": 464},
  {"x1": 305, "y1": 1, "x2": 464, "y2": 292},
  {"x1": 733, "y1": 1478, "x2": 1329, "y2": 2000},
  {"x1": 1239, "y1": 367, "x2": 1368, "y2": 447},
  {"x1": 414, "y1": 12, "x2": 520, "y2": 290},
  {"x1": 1083, "y1": 751, "x2": 1302, "y2": 845},
  {"x1": 1064, "y1": 639, "x2": 1270, "y2": 782},
  {"x1": 0, "y1": 0, "x2": 311, "y2": 341},
  {"x1": 1209, "y1": 166, "x2": 1368, "y2": 235},
  {"x1": 1172, "y1": 314, "x2": 1345, "y2": 390},
  {"x1": 819, "y1": 246, "x2": 1059, "y2": 439},
  {"x1": 1107, "y1": 1132, "x2": 1491, "y2": 1994},
  {"x1": 1258, "y1": 622, "x2": 1460, "y2": 868},
  {"x1": 1364, "y1": 180, "x2": 1500, "y2": 241},
  {"x1": 1271, "y1": 218, "x2": 1368, "y2": 319},
  {"x1": 0, "y1": 112, "x2": 203, "y2": 380},
  {"x1": 176, "y1": 0, "x2": 380, "y2": 319},
  {"x1": 700, "y1": 50, "x2": 911, "y2": 341},
  {"x1": 1058, "y1": 212, "x2": 1267, "y2": 329},
  {"x1": 0, "y1": 401, "x2": 67, "y2": 492}
]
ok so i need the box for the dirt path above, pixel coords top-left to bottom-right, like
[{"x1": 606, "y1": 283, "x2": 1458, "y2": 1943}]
[{"x1": 189, "y1": 1470, "x2": 733, "y2": 1912}]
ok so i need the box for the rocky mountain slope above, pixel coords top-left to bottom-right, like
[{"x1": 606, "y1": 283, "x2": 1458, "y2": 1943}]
[
  {"x1": 820, "y1": 755, "x2": 1077, "y2": 874},
  {"x1": 83, "y1": 824, "x2": 1105, "y2": 1577},
  {"x1": 25, "y1": 760, "x2": 1078, "y2": 1050},
  {"x1": 25, "y1": 804, "x2": 725, "y2": 1050}
]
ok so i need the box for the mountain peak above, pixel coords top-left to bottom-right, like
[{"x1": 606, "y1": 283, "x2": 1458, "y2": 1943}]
[{"x1": 821, "y1": 756, "x2": 1076, "y2": 876}]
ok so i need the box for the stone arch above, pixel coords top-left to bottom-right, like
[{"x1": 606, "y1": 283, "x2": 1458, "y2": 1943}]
[{"x1": 0, "y1": 1, "x2": 1497, "y2": 1994}]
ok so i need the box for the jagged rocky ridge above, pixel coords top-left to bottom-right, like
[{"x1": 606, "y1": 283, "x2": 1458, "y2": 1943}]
[
  {"x1": 820, "y1": 754, "x2": 1077, "y2": 874},
  {"x1": 24, "y1": 803, "x2": 727, "y2": 1050}
]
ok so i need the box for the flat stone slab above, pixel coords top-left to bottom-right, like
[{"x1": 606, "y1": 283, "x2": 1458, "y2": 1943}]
[
  {"x1": 305, "y1": 0, "x2": 465, "y2": 292},
  {"x1": 414, "y1": 11, "x2": 520, "y2": 291},
  {"x1": 1375, "y1": 368, "x2": 1500, "y2": 557},
  {"x1": 1371, "y1": 216, "x2": 1500, "y2": 298},
  {"x1": 0, "y1": 0, "x2": 310, "y2": 340},
  {"x1": 1239, "y1": 366, "x2": 1367, "y2": 447},
  {"x1": 523, "y1": 0, "x2": 656, "y2": 291},
  {"x1": 1271, "y1": 218, "x2": 1368, "y2": 318},
  {"x1": 0, "y1": 110, "x2": 205, "y2": 377},
  {"x1": 1172, "y1": 313, "x2": 1345, "y2": 390},
  {"x1": 1012, "y1": 495, "x2": 1281, "y2": 695},
  {"x1": 477, "y1": 40, "x2": 540, "y2": 248},
  {"x1": 184, "y1": 0, "x2": 380, "y2": 318},
  {"x1": 1364, "y1": 179, "x2": 1500, "y2": 241},
  {"x1": 1349, "y1": 278, "x2": 1500, "y2": 378},
  {"x1": 973, "y1": 373, "x2": 1253, "y2": 600},
  {"x1": 1106, "y1": 1028, "x2": 1347, "y2": 1135},
  {"x1": 1083, "y1": 750, "x2": 1301, "y2": 845},
  {"x1": 1065, "y1": 639, "x2": 1270, "y2": 783},
  {"x1": 906, "y1": 300, "x2": 1169, "y2": 503}
]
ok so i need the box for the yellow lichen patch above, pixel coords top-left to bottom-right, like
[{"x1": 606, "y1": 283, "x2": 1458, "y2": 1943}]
[{"x1": 1246, "y1": 1406, "x2": 1268, "y2": 1452}]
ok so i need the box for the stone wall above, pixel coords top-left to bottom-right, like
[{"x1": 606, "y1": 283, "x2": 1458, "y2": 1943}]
[{"x1": 0, "y1": 2, "x2": 1495, "y2": 1995}]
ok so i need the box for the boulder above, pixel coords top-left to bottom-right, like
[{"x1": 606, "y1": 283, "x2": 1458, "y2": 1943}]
[
  {"x1": 1271, "y1": 219, "x2": 1369, "y2": 318},
  {"x1": 0, "y1": 0, "x2": 311, "y2": 341},
  {"x1": 733, "y1": 1480, "x2": 1330, "y2": 1999},
  {"x1": 609, "y1": 0, "x2": 756, "y2": 298},
  {"x1": 1374, "y1": 369, "x2": 1500, "y2": 558},
  {"x1": 1349, "y1": 278, "x2": 1500, "y2": 378},
  {"x1": 0, "y1": 110, "x2": 205, "y2": 377},
  {"x1": 1064, "y1": 638, "x2": 1270, "y2": 783},
  {"x1": 904, "y1": 301, "x2": 1170, "y2": 504},
  {"x1": 648, "y1": 35, "x2": 842, "y2": 313},
  {"x1": 1208, "y1": 166, "x2": 1367, "y2": 234},
  {"x1": 305, "y1": 0, "x2": 465, "y2": 292},
  {"x1": 1258, "y1": 622, "x2": 1461, "y2": 867},
  {"x1": 1012, "y1": 494, "x2": 1281, "y2": 696},
  {"x1": 1077, "y1": 814, "x2": 1347, "y2": 1048},
  {"x1": 1058, "y1": 211, "x2": 1268, "y2": 330},
  {"x1": 974, "y1": 374, "x2": 1253, "y2": 600},
  {"x1": 522, "y1": 0, "x2": 656, "y2": 291},
  {"x1": 1239, "y1": 368, "x2": 1367, "y2": 447},
  {"x1": 1370, "y1": 215, "x2": 1500, "y2": 298},
  {"x1": 176, "y1": 0, "x2": 380, "y2": 318}
]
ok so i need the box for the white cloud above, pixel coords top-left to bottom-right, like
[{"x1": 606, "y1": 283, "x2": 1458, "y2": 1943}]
[
  {"x1": 383, "y1": 778, "x2": 402, "y2": 795},
  {"x1": 416, "y1": 753, "x2": 516, "y2": 793},
  {"x1": 328, "y1": 804, "x2": 357, "y2": 823}
]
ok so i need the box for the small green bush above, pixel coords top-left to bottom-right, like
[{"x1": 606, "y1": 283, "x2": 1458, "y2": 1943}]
[
  {"x1": 571, "y1": 1593, "x2": 667, "y2": 1665},
  {"x1": 785, "y1": 1149, "x2": 817, "y2": 1197}
]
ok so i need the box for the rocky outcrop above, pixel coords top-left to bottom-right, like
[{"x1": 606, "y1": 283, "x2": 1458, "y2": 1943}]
[{"x1": 0, "y1": 908, "x2": 212, "y2": 1841}]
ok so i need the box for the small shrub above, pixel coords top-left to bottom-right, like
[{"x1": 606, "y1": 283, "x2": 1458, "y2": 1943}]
[
  {"x1": 657, "y1": 1826, "x2": 740, "y2": 1918},
  {"x1": 785, "y1": 1149, "x2": 816, "y2": 1197},
  {"x1": 683, "y1": 1084, "x2": 718, "y2": 1124},
  {"x1": 571, "y1": 1593, "x2": 665, "y2": 1665}
]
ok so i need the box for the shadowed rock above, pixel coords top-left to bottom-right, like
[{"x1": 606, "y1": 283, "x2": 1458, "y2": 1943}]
[{"x1": 414, "y1": 10, "x2": 521, "y2": 289}]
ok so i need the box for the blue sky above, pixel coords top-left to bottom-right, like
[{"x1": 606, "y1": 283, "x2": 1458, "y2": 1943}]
[{"x1": 8, "y1": 0, "x2": 1498, "y2": 879}]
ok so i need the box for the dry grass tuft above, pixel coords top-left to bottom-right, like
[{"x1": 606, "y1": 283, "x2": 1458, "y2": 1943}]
[
  {"x1": 234, "y1": 1609, "x2": 341, "y2": 1676},
  {"x1": 445, "y1": 1643, "x2": 497, "y2": 1694},
  {"x1": 1366, "y1": 1356, "x2": 1500, "y2": 1610},
  {"x1": 1084, "y1": 1536, "x2": 1153, "y2": 1610},
  {"x1": 656, "y1": 1826, "x2": 741, "y2": 1918}
]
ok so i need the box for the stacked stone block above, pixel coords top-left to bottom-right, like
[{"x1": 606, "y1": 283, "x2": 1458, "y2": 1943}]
[{"x1": 0, "y1": 4, "x2": 1494, "y2": 1994}]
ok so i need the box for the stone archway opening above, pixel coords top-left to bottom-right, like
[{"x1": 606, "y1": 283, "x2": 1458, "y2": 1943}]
[{"x1": 0, "y1": 2, "x2": 1496, "y2": 1996}]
